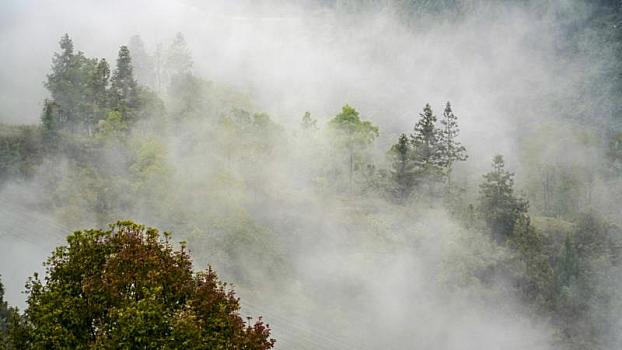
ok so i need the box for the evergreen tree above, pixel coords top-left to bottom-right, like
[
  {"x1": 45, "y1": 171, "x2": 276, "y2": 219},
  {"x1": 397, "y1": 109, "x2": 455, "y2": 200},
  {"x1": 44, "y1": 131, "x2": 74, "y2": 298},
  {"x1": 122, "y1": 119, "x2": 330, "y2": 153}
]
[
  {"x1": 40, "y1": 99, "x2": 61, "y2": 140},
  {"x1": 410, "y1": 104, "x2": 443, "y2": 188},
  {"x1": 388, "y1": 133, "x2": 416, "y2": 202},
  {"x1": 478, "y1": 155, "x2": 528, "y2": 241},
  {"x1": 85, "y1": 58, "x2": 110, "y2": 135},
  {"x1": 554, "y1": 234, "x2": 580, "y2": 298},
  {"x1": 508, "y1": 215, "x2": 553, "y2": 310},
  {"x1": 166, "y1": 33, "x2": 193, "y2": 80},
  {"x1": 0, "y1": 275, "x2": 22, "y2": 349},
  {"x1": 328, "y1": 105, "x2": 379, "y2": 190},
  {"x1": 45, "y1": 34, "x2": 95, "y2": 132},
  {"x1": 128, "y1": 35, "x2": 155, "y2": 88},
  {"x1": 438, "y1": 102, "x2": 467, "y2": 190},
  {"x1": 110, "y1": 46, "x2": 139, "y2": 124},
  {"x1": 0, "y1": 276, "x2": 8, "y2": 338},
  {"x1": 45, "y1": 34, "x2": 75, "y2": 106}
]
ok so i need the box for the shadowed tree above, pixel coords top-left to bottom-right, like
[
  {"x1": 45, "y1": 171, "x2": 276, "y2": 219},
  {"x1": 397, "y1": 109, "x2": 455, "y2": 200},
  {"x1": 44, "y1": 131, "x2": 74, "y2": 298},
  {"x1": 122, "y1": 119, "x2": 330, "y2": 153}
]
[
  {"x1": 85, "y1": 58, "x2": 110, "y2": 135},
  {"x1": 388, "y1": 133, "x2": 416, "y2": 202},
  {"x1": 478, "y1": 155, "x2": 528, "y2": 241}
]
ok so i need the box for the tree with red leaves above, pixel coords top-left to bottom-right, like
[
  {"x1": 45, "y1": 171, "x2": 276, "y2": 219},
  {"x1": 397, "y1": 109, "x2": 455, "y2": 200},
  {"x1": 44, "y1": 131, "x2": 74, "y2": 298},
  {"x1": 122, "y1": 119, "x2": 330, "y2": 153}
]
[{"x1": 12, "y1": 221, "x2": 275, "y2": 349}]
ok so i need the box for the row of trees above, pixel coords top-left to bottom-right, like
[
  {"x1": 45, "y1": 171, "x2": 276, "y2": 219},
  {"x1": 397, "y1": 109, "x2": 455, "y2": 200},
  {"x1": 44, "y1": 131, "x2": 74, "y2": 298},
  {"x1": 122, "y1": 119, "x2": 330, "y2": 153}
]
[
  {"x1": 318, "y1": 101, "x2": 467, "y2": 201},
  {"x1": 42, "y1": 34, "x2": 143, "y2": 136},
  {"x1": 388, "y1": 102, "x2": 467, "y2": 201}
]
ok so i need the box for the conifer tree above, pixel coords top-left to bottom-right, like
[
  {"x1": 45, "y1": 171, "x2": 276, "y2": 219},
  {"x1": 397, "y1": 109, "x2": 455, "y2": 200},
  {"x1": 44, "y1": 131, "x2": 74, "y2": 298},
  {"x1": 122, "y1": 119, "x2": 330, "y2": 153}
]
[
  {"x1": 439, "y1": 102, "x2": 467, "y2": 189},
  {"x1": 388, "y1": 133, "x2": 416, "y2": 202},
  {"x1": 410, "y1": 103, "x2": 443, "y2": 191},
  {"x1": 41, "y1": 99, "x2": 61, "y2": 139},
  {"x1": 478, "y1": 155, "x2": 528, "y2": 241},
  {"x1": 85, "y1": 58, "x2": 110, "y2": 135},
  {"x1": 166, "y1": 33, "x2": 193, "y2": 80},
  {"x1": 110, "y1": 46, "x2": 139, "y2": 124},
  {"x1": 128, "y1": 35, "x2": 155, "y2": 88},
  {"x1": 45, "y1": 34, "x2": 94, "y2": 132},
  {"x1": 45, "y1": 34, "x2": 75, "y2": 105},
  {"x1": 0, "y1": 276, "x2": 8, "y2": 337}
]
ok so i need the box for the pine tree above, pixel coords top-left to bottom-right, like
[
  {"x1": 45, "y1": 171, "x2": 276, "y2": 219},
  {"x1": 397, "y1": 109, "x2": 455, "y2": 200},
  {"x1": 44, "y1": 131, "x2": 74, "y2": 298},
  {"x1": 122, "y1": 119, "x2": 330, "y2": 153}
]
[
  {"x1": 0, "y1": 276, "x2": 8, "y2": 337},
  {"x1": 410, "y1": 104, "x2": 443, "y2": 191},
  {"x1": 128, "y1": 35, "x2": 154, "y2": 89},
  {"x1": 438, "y1": 102, "x2": 467, "y2": 190},
  {"x1": 388, "y1": 133, "x2": 416, "y2": 202},
  {"x1": 110, "y1": 46, "x2": 139, "y2": 124},
  {"x1": 166, "y1": 33, "x2": 193, "y2": 80},
  {"x1": 41, "y1": 99, "x2": 61, "y2": 139},
  {"x1": 45, "y1": 34, "x2": 94, "y2": 132},
  {"x1": 478, "y1": 155, "x2": 528, "y2": 241},
  {"x1": 45, "y1": 34, "x2": 75, "y2": 104},
  {"x1": 85, "y1": 58, "x2": 110, "y2": 135}
]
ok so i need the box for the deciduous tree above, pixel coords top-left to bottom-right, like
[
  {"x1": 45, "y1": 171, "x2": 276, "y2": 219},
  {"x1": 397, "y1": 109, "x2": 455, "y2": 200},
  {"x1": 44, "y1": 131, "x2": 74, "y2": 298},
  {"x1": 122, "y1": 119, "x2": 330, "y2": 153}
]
[{"x1": 18, "y1": 221, "x2": 275, "y2": 349}]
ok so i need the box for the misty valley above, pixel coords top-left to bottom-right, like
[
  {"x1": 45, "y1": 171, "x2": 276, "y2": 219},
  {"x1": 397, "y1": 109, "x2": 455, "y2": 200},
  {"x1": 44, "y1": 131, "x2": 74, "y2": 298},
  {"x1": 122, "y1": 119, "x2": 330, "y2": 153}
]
[{"x1": 1, "y1": 1, "x2": 622, "y2": 349}]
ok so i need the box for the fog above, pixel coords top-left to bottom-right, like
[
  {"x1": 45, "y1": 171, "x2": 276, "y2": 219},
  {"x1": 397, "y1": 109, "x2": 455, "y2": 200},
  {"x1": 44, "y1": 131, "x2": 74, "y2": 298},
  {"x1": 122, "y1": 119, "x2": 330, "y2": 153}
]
[{"x1": 1, "y1": 0, "x2": 620, "y2": 349}]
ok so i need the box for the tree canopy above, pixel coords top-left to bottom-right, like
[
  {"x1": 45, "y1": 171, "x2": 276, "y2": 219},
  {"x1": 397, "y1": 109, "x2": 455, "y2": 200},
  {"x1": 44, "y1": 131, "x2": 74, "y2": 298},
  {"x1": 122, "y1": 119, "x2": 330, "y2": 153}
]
[{"x1": 11, "y1": 221, "x2": 275, "y2": 350}]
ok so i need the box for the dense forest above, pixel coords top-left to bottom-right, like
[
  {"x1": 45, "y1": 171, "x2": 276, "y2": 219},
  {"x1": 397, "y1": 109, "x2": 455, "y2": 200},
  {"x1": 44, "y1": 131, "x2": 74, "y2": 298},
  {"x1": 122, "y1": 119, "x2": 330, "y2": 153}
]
[{"x1": 1, "y1": 0, "x2": 622, "y2": 349}]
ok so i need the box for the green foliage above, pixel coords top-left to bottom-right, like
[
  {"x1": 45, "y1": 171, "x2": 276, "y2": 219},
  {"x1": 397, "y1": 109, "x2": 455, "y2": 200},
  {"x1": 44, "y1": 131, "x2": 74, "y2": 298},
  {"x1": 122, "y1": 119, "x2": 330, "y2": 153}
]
[
  {"x1": 129, "y1": 35, "x2": 155, "y2": 89},
  {"x1": 410, "y1": 103, "x2": 444, "y2": 184},
  {"x1": 478, "y1": 155, "x2": 529, "y2": 241},
  {"x1": 438, "y1": 102, "x2": 467, "y2": 188},
  {"x1": 166, "y1": 33, "x2": 193, "y2": 78},
  {"x1": 388, "y1": 133, "x2": 416, "y2": 201},
  {"x1": 5, "y1": 31, "x2": 622, "y2": 350},
  {"x1": 95, "y1": 111, "x2": 129, "y2": 141},
  {"x1": 328, "y1": 105, "x2": 379, "y2": 189},
  {"x1": 110, "y1": 45, "x2": 140, "y2": 124},
  {"x1": 0, "y1": 276, "x2": 7, "y2": 341},
  {"x1": 0, "y1": 124, "x2": 44, "y2": 183},
  {"x1": 18, "y1": 221, "x2": 275, "y2": 349},
  {"x1": 508, "y1": 216, "x2": 554, "y2": 310}
]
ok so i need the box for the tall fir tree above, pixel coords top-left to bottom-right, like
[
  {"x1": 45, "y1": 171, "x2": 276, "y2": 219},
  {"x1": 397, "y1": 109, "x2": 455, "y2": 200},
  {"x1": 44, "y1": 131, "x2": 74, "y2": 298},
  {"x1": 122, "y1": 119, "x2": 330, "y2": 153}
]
[
  {"x1": 478, "y1": 155, "x2": 528, "y2": 241},
  {"x1": 128, "y1": 35, "x2": 155, "y2": 89},
  {"x1": 85, "y1": 58, "x2": 110, "y2": 135},
  {"x1": 44, "y1": 34, "x2": 99, "y2": 134},
  {"x1": 410, "y1": 104, "x2": 443, "y2": 191},
  {"x1": 110, "y1": 46, "x2": 139, "y2": 124},
  {"x1": 45, "y1": 34, "x2": 75, "y2": 105},
  {"x1": 166, "y1": 33, "x2": 193, "y2": 81},
  {"x1": 438, "y1": 102, "x2": 467, "y2": 190},
  {"x1": 45, "y1": 34, "x2": 83, "y2": 132}
]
